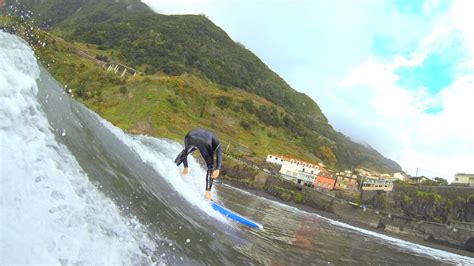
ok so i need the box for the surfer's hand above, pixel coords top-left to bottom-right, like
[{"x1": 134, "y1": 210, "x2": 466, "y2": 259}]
[
  {"x1": 181, "y1": 167, "x2": 189, "y2": 176},
  {"x1": 212, "y1": 169, "x2": 220, "y2": 179},
  {"x1": 205, "y1": 191, "x2": 212, "y2": 201}
]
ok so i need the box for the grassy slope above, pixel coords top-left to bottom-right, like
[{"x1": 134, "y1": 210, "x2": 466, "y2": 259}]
[
  {"x1": 1, "y1": 2, "x2": 402, "y2": 172},
  {"x1": 0, "y1": 16, "x2": 318, "y2": 163}
]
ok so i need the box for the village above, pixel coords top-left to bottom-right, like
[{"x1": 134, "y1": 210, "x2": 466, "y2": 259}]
[{"x1": 264, "y1": 154, "x2": 474, "y2": 194}]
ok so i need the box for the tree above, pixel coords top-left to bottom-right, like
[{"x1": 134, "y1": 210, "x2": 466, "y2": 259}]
[
  {"x1": 421, "y1": 178, "x2": 437, "y2": 186},
  {"x1": 434, "y1": 177, "x2": 448, "y2": 186},
  {"x1": 318, "y1": 146, "x2": 337, "y2": 167}
]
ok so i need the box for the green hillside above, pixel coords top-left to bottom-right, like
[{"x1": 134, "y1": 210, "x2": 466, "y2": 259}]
[{"x1": 1, "y1": 0, "x2": 402, "y2": 173}]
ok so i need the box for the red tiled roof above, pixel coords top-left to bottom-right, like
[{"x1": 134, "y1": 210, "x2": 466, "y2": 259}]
[{"x1": 269, "y1": 154, "x2": 321, "y2": 168}]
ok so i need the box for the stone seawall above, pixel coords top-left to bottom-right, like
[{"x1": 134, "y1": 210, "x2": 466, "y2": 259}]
[
  {"x1": 394, "y1": 185, "x2": 474, "y2": 199},
  {"x1": 378, "y1": 212, "x2": 473, "y2": 250},
  {"x1": 301, "y1": 185, "x2": 474, "y2": 251},
  {"x1": 221, "y1": 172, "x2": 474, "y2": 252}
]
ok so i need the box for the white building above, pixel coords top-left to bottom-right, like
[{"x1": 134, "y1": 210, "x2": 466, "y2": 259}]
[
  {"x1": 361, "y1": 179, "x2": 393, "y2": 191},
  {"x1": 279, "y1": 160, "x2": 321, "y2": 187},
  {"x1": 453, "y1": 173, "x2": 474, "y2": 187},
  {"x1": 265, "y1": 154, "x2": 287, "y2": 165},
  {"x1": 392, "y1": 172, "x2": 406, "y2": 181},
  {"x1": 380, "y1": 173, "x2": 391, "y2": 179}
]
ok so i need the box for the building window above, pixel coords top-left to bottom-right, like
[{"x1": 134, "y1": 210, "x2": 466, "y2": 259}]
[
  {"x1": 269, "y1": 155, "x2": 272, "y2": 158},
  {"x1": 455, "y1": 177, "x2": 459, "y2": 181},
  {"x1": 311, "y1": 171, "x2": 314, "y2": 174},
  {"x1": 302, "y1": 168, "x2": 305, "y2": 172}
]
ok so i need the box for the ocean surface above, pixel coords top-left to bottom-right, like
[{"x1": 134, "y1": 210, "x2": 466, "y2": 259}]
[{"x1": 1, "y1": 31, "x2": 473, "y2": 265}]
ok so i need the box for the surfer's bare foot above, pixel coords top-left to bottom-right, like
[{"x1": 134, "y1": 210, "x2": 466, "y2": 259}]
[
  {"x1": 211, "y1": 169, "x2": 219, "y2": 179},
  {"x1": 205, "y1": 191, "x2": 212, "y2": 201},
  {"x1": 181, "y1": 167, "x2": 189, "y2": 176}
]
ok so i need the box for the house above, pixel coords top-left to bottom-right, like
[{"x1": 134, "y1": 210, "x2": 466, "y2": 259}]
[
  {"x1": 380, "y1": 173, "x2": 391, "y2": 179},
  {"x1": 267, "y1": 154, "x2": 321, "y2": 187},
  {"x1": 266, "y1": 154, "x2": 288, "y2": 165},
  {"x1": 453, "y1": 173, "x2": 474, "y2": 187},
  {"x1": 409, "y1": 176, "x2": 429, "y2": 184},
  {"x1": 314, "y1": 172, "x2": 336, "y2": 191},
  {"x1": 361, "y1": 178, "x2": 393, "y2": 192},
  {"x1": 392, "y1": 172, "x2": 407, "y2": 181},
  {"x1": 279, "y1": 160, "x2": 321, "y2": 187},
  {"x1": 335, "y1": 174, "x2": 359, "y2": 191}
]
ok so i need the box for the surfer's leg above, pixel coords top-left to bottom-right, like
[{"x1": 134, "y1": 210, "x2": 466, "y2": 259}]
[
  {"x1": 205, "y1": 166, "x2": 214, "y2": 191},
  {"x1": 204, "y1": 167, "x2": 214, "y2": 200}
]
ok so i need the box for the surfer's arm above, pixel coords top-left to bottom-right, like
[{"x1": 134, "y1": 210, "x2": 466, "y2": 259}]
[
  {"x1": 182, "y1": 156, "x2": 189, "y2": 168},
  {"x1": 210, "y1": 144, "x2": 222, "y2": 179},
  {"x1": 215, "y1": 144, "x2": 222, "y2": 170}
]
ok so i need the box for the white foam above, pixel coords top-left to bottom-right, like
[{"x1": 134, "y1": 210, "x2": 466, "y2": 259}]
[
  {"x1": 222, "y1": 184, "x2": 474, "y2": 265},
  {"x1": 94, "y1": 117, "x2": 228, "y2": 224},
  {"x1": 0, "y1": 31, "x2": 156, "y2": 265}
]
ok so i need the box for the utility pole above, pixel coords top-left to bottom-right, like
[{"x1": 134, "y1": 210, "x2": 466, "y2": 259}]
[{"x1": 415, "y1": 167, "x2": 419, "y2": 178}]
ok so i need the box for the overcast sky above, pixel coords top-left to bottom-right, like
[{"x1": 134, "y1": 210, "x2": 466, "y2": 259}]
[{"x1": 142, "y1": 0, "x2": 474, "y2": 181}]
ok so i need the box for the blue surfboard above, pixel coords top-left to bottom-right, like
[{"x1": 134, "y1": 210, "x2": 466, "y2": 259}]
[{"x1": 210, "y1": 202, "x2": 263, "y2": 229}]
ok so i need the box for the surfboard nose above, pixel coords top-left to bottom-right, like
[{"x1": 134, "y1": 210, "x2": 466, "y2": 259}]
[{"x1": 210, "y1": 202, "x2": 263, "y2": 229}]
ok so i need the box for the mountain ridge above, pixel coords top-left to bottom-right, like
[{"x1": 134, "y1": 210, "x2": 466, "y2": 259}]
[{"x1": 2, "y1": 0, "x2": 403, "y2": 173}]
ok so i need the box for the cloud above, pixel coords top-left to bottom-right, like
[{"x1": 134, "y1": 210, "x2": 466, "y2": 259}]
[
  {"x1": 329, "y1": 1, "x2": 474, "y2": 180},
  {"x1": 395, "y1": 37, "x2": 467, "y2": 95}
]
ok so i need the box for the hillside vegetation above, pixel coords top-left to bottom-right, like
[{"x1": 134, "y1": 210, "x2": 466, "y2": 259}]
[{"x1": 2, "y1": 0, "x2": 402, "y2": 173}]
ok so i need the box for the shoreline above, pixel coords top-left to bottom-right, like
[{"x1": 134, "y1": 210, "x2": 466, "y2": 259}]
[{"x1": 216, "y1": 178, "x2": 474, "y2": 258}]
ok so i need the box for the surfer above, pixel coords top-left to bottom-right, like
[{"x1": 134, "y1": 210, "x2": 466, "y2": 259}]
[{"x1": 174, "y1": 128, "x2": 222, "y2": 200}]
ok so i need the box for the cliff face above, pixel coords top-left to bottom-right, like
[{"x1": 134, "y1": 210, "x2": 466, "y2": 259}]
[
  {"x1": 362, "y1": 187, "x2": 474, "y2": 223},
  {"x1": 3, "y1": 0, "x2": 403, "y2": 173},
  {"x1": 399, "y1": 192, "x2": 474, "y2": 223},
  {"x1": 219, "y1": 160, "x2": 474, "y2": 252}
]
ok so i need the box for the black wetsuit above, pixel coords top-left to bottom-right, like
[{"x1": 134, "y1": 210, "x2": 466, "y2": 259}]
[{"x1": 174, "y1": 128, "x2": 222, "y2": 191}]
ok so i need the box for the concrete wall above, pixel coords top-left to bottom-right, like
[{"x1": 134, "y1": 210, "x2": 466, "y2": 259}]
[
  {"x1": 221, "y1": 163, "x2": 474, "y2": 251},
  {"x1": 394, "y1": 185, "x2": 474, "y2": 199},
  {"x1": 256, "y1": 175, "x2": 474, "y2": 251},
  {"x1": 379, "y1": 213, "x2": 474, "y2": 250}
]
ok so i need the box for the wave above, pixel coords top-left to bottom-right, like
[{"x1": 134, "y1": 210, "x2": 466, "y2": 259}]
[{"x1": 0, "y1": 31, "x2": 156, "y2": 265}]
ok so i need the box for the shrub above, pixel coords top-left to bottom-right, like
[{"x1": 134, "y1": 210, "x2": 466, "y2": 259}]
[
  {"x1": 240, "y1": 120, "x2": 251, "y2": 130},
  {"x1": 215, "y1": 96, "x2": 232, "y2": 109},
  {"x1": 119, "y1": 85, "x2": 128, "y2": 94},
  {"x1": 242, "y1": 99, "x2": 256, "y2": 114},
  {"x1": 294, "y1": 193, "x2": 305, "y2": 203},
  {"x1": 75, "y1": 86, "x2": 88, "y2": 99},
  {"x1": 95, "y1": 54, "x2": 109, "y2": 62}
]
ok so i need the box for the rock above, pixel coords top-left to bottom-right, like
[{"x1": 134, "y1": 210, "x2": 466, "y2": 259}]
[
  {"x1": 425, "y1": 234, "x2": 435, "y2": 242},
  {"x1": 377, "y1": 221, "x2": 386, "y2": 230},
  {"x1": 130, "y1": 120, "x2": 152, "y2": 135},
  {"x1": 465, "y1": 237, "x2": 474, "y2": 252},
  {"x1": 254, "y1": 172, "x2": 269, "y2": 186}
]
